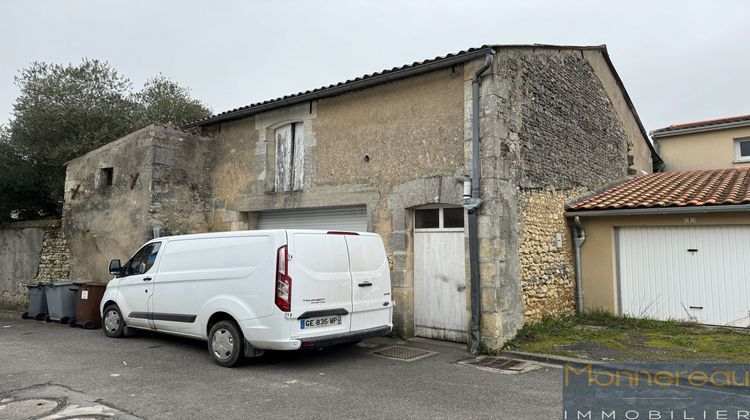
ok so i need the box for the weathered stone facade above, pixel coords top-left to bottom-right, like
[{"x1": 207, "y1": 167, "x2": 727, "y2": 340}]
[
  {"x1": 490, "y1": 48, "x2": 647, "y2": 327},
  {"x1": 63, "y1": 45, "x2": 656, "y2": 349},
  {"x1": 513, "y1": 50, "x2": 632, "y2": 188},
  {"x1": 63, "y1": 125, "x2": 212, "y2": 281},
  {"x1": 35, "y1": 223, "x2": 70, "y2": 281},
  {"x1": 518, "y1": 189, "x2": 583, "y2": 321}
]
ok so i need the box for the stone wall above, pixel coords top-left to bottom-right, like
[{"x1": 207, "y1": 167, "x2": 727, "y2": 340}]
[
  {"x1": 35, "y1": 223, "x2": 70, "y2": 281},
  {"x1": 148, "y1": 126, "x2": 213, "y2": 237},
  {"x1": 513, "y1": 49, "x2": 631, "y2": 189},
  {"x1": 465, "y1": 48, "x2": 641, "y2": 348},
  {"x1": 518, "y1": 189, "x2": 583, "y2": 321},
  {"x1": 0, "y1": 220, "x2": 70, "y2": 310},
  {"x1": 64, "y1": 125, "x2": 212, "y2": 281},
  {"x1": 491, "y1": 48, "x2": 647, "y2": 331}
]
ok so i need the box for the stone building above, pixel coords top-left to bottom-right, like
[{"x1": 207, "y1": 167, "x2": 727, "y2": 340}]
[
  {"x1": 63, "y1": 125, "x2": 213, "y2": 281},
  {"x1": 64, "y1": 45, "x2": 658, "y2": 349}
]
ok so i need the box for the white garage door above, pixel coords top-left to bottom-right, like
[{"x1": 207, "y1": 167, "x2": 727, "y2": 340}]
[
  {"x1": 618, "y1": 225, "x2": 750, "y2": 326},
  {"x1": 257, "y1": 206, "x2": 368, "y2": 232}
]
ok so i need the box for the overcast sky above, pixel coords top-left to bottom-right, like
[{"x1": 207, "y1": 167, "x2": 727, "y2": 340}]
[{"x1": 1, "y1": 0, "x2": 748, "y2": 132}]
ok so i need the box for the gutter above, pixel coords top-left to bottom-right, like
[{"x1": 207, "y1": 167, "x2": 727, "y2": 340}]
[
  {"x1": 572, "y1": 217, "x2": 586, "y2": 315},
  {"x1": 566, "y1": 203, "x2": 750, "y2": 217},
  {"x1": 651, "y1": 119, "x2": 750, "y2": 139},
  {"x1": 463, "y1": 51, "x2": 495, "y2": 355},
  {"x1": 190, "y1": 47, "x2": 496, "y2": 128}
]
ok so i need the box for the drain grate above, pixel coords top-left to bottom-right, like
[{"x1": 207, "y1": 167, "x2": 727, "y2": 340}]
[
  {"x1": 372, "y1": 346, "x2": 437, "y2": 361},
  {"x1": 460, "y1": 356, "x2": 529, "y2": 372}
]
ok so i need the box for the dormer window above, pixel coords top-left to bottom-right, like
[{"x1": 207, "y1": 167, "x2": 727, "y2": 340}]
[{"x1": 274, "y1": 122, "x2": 304, "y2": 191}]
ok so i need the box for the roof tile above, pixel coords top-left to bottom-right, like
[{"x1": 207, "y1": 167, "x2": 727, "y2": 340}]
[
  {"x1": 567, "y1": 168, "x2": 750, "y2": 211},
  {"x1": 651, "y1": 114, "x2": 750, "y2": 135}
]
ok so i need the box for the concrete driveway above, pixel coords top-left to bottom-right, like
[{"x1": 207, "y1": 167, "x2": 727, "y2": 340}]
[{"x1": 0, "y1": 314, "x2": 561, "y2": 419}]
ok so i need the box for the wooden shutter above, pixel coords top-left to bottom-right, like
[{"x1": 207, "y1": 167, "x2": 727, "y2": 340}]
[
  {"x1": 274, "y1": 124, "x2": 293, "y2": 191},
  {"x1": 292, "y1": 122, "x2": 304, "y2": 191}
]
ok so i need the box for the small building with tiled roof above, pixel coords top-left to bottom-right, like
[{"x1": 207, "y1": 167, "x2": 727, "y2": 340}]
[
  {"x1": 651, "y1": 114, "x2": 750, "y2": 171},
  {"x1": 566, "y1": 168, "x2": 750, "y2": 327}
]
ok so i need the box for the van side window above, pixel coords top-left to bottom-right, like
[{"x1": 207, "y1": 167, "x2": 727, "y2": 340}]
[{"x1": 125, "y1": 242, "x2": 161, "y2": 276}]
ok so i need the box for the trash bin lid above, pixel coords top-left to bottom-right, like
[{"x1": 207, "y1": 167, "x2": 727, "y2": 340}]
[{"x1": 48, "y1": 281, "x2": 75, "y2": 287}]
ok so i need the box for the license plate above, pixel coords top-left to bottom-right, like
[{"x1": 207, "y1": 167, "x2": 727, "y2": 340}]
[{"x1": 300, "y1": 315, "x2": 342, "y2": 329}]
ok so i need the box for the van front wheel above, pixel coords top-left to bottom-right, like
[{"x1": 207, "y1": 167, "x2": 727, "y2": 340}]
[
  {"x1": 208, "y1": 320, "x2": 244, "y2": 367},
  {"x1": 103, "y1": 305, "x2": 124, "y2": 338}
]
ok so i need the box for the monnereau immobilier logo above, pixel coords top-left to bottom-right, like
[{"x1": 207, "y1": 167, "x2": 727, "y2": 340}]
[{"x1": 562, "y1": 363, "x2": 750, "y2": 420}]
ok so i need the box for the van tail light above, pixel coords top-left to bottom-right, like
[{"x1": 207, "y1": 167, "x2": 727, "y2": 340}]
[{"x1": 275, "y1": 245, "x2": 291, "y2": 312}]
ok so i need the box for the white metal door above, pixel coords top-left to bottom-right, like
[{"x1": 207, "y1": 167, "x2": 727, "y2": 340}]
[
  {"x1": 618, "y1": 225, "x2": 750, "y2": 326},
  {"x1": 414, "y1": 207, "x2": 467, "y2": 342},
  {"x1": 258, "y1": 206, "x2": 367, "y2": 231}
]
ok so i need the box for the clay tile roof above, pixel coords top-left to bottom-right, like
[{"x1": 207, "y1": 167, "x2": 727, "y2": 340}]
[
  {"x1": 567, "y1": 168, "x2": 750, "y2": 212},
  {"x1": 651, "y1": 114, "x2": 750, "y2": 136}
]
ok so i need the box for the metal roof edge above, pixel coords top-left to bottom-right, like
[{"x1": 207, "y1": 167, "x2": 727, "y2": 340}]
[
  {"x1": 189, "y1": 47, "x2": 497, "y2": 127},
  {"x1": 565, "y1": 203, "x2": 750, "y2": 217},
  {"x1": 188, "y1": 44, "x2": 614, "y2": 128}
]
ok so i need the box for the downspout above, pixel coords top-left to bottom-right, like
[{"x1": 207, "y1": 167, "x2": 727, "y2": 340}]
[
  {"x1": 572, "y1": 216, "x2": 586, "y2": 315},
  {"x1": 463, "y1": 52, "x2": 494, "y2": 354}
]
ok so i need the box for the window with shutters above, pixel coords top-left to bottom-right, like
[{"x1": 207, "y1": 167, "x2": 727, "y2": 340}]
[{"x1": 274, "y1": 122, "x2": 304, "y2": 191}]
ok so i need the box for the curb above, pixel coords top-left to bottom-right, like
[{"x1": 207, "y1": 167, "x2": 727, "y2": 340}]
[{"x1": 502, "y1": 350, "x2": 601, "y2": 367}]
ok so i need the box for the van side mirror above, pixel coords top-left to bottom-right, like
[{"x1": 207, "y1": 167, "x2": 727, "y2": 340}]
[{"x1": 109, "y1": 259, "x2": 122, "y2": 276}]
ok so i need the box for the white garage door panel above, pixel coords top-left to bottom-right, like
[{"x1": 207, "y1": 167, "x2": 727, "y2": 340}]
[
  {"x1": 618, "y1": 226, "x2": 750, "y2": 326},
  {"x1": 258, "y1": 206, "x2": 367, "y2": 232}
]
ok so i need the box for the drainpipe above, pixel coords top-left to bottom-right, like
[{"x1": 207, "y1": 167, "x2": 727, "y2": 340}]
[
  {"x1": 463, "y1": 52, "x2": 494, "y2": 354},
  {"x1": 572, "y1": 216, "x2": 586, "y2": 315}
]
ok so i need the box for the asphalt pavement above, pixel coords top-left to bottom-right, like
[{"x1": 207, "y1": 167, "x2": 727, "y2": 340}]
[{"x1": 0, "y1": 314, "x2": 562, "y2": 419}]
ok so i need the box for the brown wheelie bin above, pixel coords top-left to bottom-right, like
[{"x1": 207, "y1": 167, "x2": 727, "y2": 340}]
[{"x1": 70, "y1": 282, "x2": 108, "y2": 329}]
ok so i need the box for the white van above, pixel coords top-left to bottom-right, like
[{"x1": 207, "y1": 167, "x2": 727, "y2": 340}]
[{"x1": 100, "y1": 230, "x2": 393, "y2": 367}]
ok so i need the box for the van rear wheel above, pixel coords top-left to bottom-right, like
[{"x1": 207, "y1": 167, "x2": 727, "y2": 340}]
[{"x1": 208, "y1": 320, "x2": 244, "y2": 367}]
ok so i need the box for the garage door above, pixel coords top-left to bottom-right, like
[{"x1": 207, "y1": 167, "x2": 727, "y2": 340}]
[
  {"x1": 618, "y1": 225, "x2": 750, "y2": 326},
  {"x1": 257, "y1": 206, "x2": 367, "y2": 232}
]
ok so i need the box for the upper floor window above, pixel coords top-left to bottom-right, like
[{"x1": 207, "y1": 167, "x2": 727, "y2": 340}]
[
  {"x1": 274, "y1": 122, "x2": 304, "y2": 191},
  {"x1": 736, "y1": 138, "x2": 750, "y2": 163}
]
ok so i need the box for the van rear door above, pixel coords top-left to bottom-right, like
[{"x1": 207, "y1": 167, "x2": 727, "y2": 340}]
[
  {"x1": 345, "y1": 233, "x2": 393, "y2": 331},
  {"x1": 288, "y1": 231, "x2": 352, "y2": 338}
]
